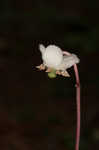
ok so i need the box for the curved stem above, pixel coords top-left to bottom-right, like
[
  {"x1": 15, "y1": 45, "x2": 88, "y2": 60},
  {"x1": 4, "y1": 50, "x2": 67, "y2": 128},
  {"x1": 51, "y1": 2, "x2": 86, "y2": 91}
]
[
  {"x1": 74, "y1": 64, "x2": 80, "y2": 150},
  {"x1": 63, "y1": 51, "x2": 80, "y2": 150}
]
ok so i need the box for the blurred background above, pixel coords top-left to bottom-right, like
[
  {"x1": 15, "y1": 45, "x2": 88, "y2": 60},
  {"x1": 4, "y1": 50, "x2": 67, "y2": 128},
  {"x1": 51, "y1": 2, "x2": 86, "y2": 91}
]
[{"x1": 0, "y1": 0, "x2": 99, "y2": 150}]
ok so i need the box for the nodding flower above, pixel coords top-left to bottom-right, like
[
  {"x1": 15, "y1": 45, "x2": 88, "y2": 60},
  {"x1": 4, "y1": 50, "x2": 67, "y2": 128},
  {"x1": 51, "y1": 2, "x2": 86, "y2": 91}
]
[
  {"x1": 35, "y1": 44, "x2": 81, "y2": 150},
  {"x1": 36, "y1": 44, "x2": 80, "y2": 78}
]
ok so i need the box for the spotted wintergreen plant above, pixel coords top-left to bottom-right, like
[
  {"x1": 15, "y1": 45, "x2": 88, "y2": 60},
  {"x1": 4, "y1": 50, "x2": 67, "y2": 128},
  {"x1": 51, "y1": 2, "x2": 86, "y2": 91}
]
[
  {"x1": 37, "y1": 44, "x2": 79, "y2": 78},
  {"x1": 36, "y1": 44, "x2": 81, "y2": 150}
]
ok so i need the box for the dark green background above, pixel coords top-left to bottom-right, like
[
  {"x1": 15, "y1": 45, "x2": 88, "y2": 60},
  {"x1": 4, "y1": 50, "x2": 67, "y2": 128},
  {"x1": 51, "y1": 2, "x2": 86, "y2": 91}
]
[{"x1": 0, "y1": 0, "x2": 99, "y2": 150}]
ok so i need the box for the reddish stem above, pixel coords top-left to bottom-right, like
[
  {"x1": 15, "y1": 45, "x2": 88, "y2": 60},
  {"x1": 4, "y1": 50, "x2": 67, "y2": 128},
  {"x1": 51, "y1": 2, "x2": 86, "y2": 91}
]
[
  {"x1": 63, "y1": 51, "x2": 80, "y2": 150},
  {"x1": 74, "y1": 64, "x2": 80, "y2": 150}
]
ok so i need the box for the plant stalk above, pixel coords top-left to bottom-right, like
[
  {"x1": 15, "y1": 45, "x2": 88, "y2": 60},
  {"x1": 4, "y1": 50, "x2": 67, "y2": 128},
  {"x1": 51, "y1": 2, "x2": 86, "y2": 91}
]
[{"x1": 63, "y1": 51, "x2": 80, "y2": 150}]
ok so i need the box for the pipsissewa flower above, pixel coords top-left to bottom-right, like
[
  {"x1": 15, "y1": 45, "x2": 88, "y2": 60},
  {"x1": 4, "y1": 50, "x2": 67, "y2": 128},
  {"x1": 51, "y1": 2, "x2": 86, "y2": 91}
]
[{"x1": 36, "y1": 44, "x2": 80, "y2": 78}]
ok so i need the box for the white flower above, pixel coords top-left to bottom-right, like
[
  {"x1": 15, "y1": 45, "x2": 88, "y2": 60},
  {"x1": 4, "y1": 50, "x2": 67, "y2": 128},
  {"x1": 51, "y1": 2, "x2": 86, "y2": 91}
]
[
  {"x1": 39, "y1": 44, "x2": 80, "y2": 70},
  {"x1": 56, "y1": 54, "x2": 80, "y2": 71},
  {"x1": 37, "y1": 44, "x2": 80, "y2": 77},
  {"x1": 39, "y1": 44, "x2": 63, "y2": 69}
]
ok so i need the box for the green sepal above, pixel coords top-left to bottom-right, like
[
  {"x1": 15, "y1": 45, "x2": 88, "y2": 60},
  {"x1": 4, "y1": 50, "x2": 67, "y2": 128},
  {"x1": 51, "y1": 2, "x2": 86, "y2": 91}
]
[{"x1": 48, "y1": 69, "x2": 57, "y2": 78}]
